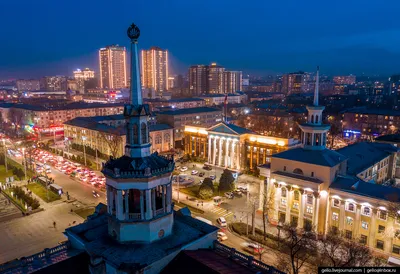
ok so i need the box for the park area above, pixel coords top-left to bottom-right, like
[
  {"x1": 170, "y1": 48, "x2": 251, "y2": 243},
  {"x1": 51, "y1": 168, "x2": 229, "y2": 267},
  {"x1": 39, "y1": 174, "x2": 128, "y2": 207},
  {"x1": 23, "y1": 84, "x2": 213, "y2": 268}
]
[{"x1": 27, "y1": 182, "x2": 60, "y2": 203}]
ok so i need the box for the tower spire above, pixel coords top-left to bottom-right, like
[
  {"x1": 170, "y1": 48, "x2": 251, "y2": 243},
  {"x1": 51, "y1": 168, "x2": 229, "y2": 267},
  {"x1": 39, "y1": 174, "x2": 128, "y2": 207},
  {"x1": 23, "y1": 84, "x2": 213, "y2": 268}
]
[
  {"x1": 127, "y1": 23, "x2": 142, "y2": 105},
  {"x1": 313, "y1": 66, "x2": 319, "y2": 106}
]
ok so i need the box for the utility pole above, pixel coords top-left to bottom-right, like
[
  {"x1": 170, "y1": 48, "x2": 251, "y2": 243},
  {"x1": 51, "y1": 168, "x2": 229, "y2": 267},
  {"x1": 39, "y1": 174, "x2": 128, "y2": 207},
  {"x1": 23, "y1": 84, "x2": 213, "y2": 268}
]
[
  {"x1": 82, "y1": 136, "x2": 87, "y2": 166},
  {"x1": 95, "y1": 135, "x2": 99, "y2": 170},
  {"x1": 22, "y1": 148, "x2": 27, "y2": 182},
  {"x1": 2, "y1": 139, "x2": 7, "y2": 172}
]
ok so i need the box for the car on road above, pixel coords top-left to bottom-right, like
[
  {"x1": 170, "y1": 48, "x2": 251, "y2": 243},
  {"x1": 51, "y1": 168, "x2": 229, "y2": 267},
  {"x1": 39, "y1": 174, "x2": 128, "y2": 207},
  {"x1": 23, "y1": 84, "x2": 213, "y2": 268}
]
[
  {"x1": 92, "y1": 190, "x2": 100, "y2": 198},
  {"x1": 238, "y1": 186, "x2": 248, "y2": 193},
  {"x1": 233, "y1": 190, "x2": 243, "y2": 197},
  {"x1": 217, "y1": 231, "x2": 228, "y2": 241},
  {"x1": 217, "y1": 217, "x2": 227, "y2": 227},
  {"x1": 202, "y1": 165, "x2": 212, "y2": 170},
  {"x1": 241, "y1": 242, "x2": 265, "y2": 255},
  {"x1": 180, "y1": 166, "x2": 188, "y2": 172},
  {"x1": 198, "y1": 172, "x2": 205, "y2": 177},
  {"x1": 224, "y1": 192, "x2": 234, "y2": 199},
  {"x1": 209, "y1": 175, "x2": 216, "y2": 180},
  {"x1": 191, "y1": 170, "x2": 198, "y2": 175}
]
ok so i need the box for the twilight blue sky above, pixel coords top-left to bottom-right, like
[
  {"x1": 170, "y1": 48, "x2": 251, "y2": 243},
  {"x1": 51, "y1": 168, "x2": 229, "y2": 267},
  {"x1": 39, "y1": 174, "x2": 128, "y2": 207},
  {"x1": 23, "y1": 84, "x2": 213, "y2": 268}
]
[{"x1": 1, "y1": 0, "x2": 400, "y2": 79}]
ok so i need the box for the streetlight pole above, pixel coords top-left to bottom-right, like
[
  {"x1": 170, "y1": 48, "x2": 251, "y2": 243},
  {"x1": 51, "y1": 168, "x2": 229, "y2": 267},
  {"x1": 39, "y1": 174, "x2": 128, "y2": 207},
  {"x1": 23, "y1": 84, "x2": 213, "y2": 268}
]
[
  {"x1": 95, "y1": 134, "x2": 99, "y2": 170},
  {"x1": 82, "y1": 136, "x2": 87, "y2": 166},
  {"x1": 22, "y1": 148, "x2": 27, "y2": 182},
  {"x1": 2, "y1": 139, "x2": 7, "y2": 173}
]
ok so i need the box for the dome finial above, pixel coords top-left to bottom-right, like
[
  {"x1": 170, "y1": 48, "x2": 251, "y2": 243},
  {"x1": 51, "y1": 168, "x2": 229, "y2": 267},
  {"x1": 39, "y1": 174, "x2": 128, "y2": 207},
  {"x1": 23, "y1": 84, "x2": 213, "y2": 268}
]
[{"x1": 127, "y1": 23, "x2": 140, "y2": 41}]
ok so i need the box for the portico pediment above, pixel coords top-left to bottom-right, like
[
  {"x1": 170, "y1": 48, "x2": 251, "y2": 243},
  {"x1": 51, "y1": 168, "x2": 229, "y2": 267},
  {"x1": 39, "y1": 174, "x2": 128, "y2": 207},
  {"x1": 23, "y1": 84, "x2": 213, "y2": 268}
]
[{"x1": 208, "y1": 122, "x2": 253, "y2": 136}]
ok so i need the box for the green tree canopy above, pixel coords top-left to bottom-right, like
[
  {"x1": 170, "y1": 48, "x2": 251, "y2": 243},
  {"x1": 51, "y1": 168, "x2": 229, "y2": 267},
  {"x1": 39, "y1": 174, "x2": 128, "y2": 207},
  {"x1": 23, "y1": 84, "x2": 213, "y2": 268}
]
[
  {"x1": 218, "y1": 169, "x2": 235, "y2": 192},
  {"x1": 198, "y1": 184, "x2": 214, "y2": 200},
  {"x1": 202, "y1": 177, "x2": 214, "y2": 189}
]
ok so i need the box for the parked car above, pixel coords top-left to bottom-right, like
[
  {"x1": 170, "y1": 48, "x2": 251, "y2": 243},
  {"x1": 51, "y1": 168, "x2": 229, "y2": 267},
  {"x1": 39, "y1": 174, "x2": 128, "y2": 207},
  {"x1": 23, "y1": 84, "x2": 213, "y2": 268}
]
[
  {"x1": 180, "y1": 166, "x2": 188, "y2": 172},
  {"x1": 238, "y1": 186, "x2": 248, "y2": 193},
  {"x1": 233, "y1": 190, "x2": 243, "y2": 197},
  {"x1": 217, "y1": 231, "x2": 228, "y2": 241},
  {"x1": 92, "y1": 190, "x2": 100, "y2": 198},
  {"x1": 202, "y1": 165, "x2": 212, "y2": 171},
  {"x1": 241, "y1": 242, "x2": 265, "y2": 254},
  {"x1": 224, "y1": 192, "x2": 234, "y2": 199},
  {"x1": 191, "y1": 170, "x2": 198, "y2": 175},
  {"x1": 210, "y1": 175, "x2": 216, "y2": 180},
  {"x1": 198, "y1": 172, "x2": 205, "y2": 177},
  {"x1": 217, "y1": 217, "x2": 227, "y2": 227}
]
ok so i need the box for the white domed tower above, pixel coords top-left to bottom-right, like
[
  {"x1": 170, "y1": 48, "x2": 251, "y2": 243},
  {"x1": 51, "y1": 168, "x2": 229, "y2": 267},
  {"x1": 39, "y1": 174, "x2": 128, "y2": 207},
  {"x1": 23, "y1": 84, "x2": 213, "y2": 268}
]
[
  {"x1": 298, "y1": 67, "x2": 331, "y2": 150},
  {"x1": 102, "y1": 23, "x2": 175, "y2": 243}
]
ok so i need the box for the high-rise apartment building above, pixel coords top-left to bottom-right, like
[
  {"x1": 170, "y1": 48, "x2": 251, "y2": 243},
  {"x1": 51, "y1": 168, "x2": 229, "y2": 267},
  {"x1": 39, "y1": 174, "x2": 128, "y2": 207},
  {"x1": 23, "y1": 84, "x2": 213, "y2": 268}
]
[
  {"x1": 282, "y1": 72, "x2": 312, "y2": 94},
  {"x1": 207, "y1": 63, "x2": 225, "y2": 94},
  {"x1": 40, "y1": 76, "x2": 68, "y2": 91},
  {"x1": 189, "y1": 65, "x2": 208, "y2": 95},
  {"x1": 141, "y1": 47, "x2": 169, "y2": 93},
  {"x1": 223, "y1": 71, "x2": 242, "y2": 93},
  {"x1": 16, "y1": 79, "x2": 40, "y2": 92},
  {"x1": 73, "y1": 68, "x2": 95, "y2": 93},
  {"x1": 99, "y1": 45, "x2": 127, "y2": 89},
  {"x1": 189, "y1": 63, "x2": 242, "y2": 95}
]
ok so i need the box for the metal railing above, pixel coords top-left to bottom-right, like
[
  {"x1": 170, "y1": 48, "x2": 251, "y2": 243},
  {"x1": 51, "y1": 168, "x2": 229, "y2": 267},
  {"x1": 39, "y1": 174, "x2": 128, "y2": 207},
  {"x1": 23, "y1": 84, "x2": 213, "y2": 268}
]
[
  {"x1": 128, "y1": 213, "x2": 142, "y2": 220},
  {"x1": 154, "y1": 208, "x2": 165, "y2": 216},
  {"x1": 214, "y1": 241, "x2": 285, "y2": 274},
  {"x1": 0, "y1": 241, "x2": 70, "y2": 273}
]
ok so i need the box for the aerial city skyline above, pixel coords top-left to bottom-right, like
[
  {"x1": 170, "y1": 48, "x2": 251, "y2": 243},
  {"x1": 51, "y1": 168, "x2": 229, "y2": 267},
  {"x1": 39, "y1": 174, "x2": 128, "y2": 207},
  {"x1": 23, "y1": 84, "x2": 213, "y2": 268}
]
[{"x1": 2, "y1": 1, "x2": 400, "y2": 273}]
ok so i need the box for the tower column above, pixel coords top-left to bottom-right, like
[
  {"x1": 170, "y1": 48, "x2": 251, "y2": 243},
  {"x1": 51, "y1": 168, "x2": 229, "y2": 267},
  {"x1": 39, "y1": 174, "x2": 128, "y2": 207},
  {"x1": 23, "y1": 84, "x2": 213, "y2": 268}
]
[
  {"x1": 256, "y1": 147, "x2": 260, "y2": 166},
  {"x1": 231, "y1": 141, "x2": 235, "y2": 169},
  {"x1": 140, "y1": 190, "x2": 144, "y2": 219},
  {"x1": 162, "y1": 185, "x2": 166, "y2": 213},
  {"x1": 250, "y1": 146, "x2": 253, "y2": 169},
  {"x1": 166, "y1": 184, "x2": 172, "y2": 212},
  {"x1": 236, "y1": 143, "x2": 241, "y2": 170},
  {"x1": 145, "y1": 190, "x2": 152, "y2": 220},
  {"x1": 151, "y1": 188, "x2": 156, "y2": 212},
  {"x1": 116, "y1": 190, "x2": 124, "y2": 220},
  {"x1": 124, "y1": 191, "x2": 129, "y2": 218},
  {"x1": 314, "y1": 195, "x2": 320, "y2": 232},
  {"x1": 299, "y1": 192, "x2": 306, "y2": 228}
]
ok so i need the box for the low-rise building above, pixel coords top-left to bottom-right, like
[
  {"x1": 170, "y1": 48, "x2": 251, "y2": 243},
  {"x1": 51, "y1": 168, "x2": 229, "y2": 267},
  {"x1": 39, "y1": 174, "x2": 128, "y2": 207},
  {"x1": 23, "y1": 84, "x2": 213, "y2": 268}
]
[
  {"x1": 144, "y1": 98, "x2": 205, "y2": 111},
  {"x1": 184, "y1": 123, "x2": 300, "y2": 170},
  {"x1": 156, "y1": 107, "x2": 223, "y2": 145},
  {"x1": 0, "y1": 102, "x2": 125, "y2": 132},
  {"x1": 64, "y1": 115, "x2": 173, "y2": 157},
  {"x1": 342, "y1": 107, "x2": 400, "y2": 138},
  {"x1": 197, "y1": 93, "x2": 243, "y2": 106}
]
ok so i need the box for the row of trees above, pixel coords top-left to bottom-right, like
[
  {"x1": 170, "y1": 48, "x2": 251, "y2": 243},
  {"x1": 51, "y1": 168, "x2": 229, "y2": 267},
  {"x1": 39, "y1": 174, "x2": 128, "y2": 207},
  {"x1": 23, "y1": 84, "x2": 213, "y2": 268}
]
[
  {"x1": 71, "y1": 143, "x2": 107, "y2": 160},
  {"x1": 10, "y1": 185, "x2": 40, "y2": 210}
]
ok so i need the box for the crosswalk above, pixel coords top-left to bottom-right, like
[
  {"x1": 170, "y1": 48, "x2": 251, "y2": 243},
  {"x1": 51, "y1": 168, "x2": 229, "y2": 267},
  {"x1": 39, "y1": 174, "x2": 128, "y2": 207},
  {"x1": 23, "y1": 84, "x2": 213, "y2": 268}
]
[{"x1": 210, "y1": 207, "x2": 234, "y2": 218}]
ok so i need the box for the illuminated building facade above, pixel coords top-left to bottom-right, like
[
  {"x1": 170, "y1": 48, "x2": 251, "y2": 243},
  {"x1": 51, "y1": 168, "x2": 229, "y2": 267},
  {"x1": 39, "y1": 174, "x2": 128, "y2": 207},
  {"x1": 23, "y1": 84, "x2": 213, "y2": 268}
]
[
  {"x1": 189, "y1": 65, "x2": 208, "y2": 95},
  {"x1": 40, "y1": 76, "x2": 68, "y2": 91},
  {"x1": 99, "y1": 45, "x2": 127, "y2": 89},
  {"x1": 73, "y1": 68, "x2": 95, "y2": 93},
  {"x1": 282, "y1": 72, "x2": 312, "y2": 94},
  {"x1": 261, "y1": 68, "x2": 400, "y2": 260},
  {"x1": 141, "y1": 47, "x2": 169, "y2": 93},
  {"x1": 184, "y1": 123, "x2": 299, "y2": 170},
  {"x1": 16, "y1": 79, "x2": 40, "y2": 92}
]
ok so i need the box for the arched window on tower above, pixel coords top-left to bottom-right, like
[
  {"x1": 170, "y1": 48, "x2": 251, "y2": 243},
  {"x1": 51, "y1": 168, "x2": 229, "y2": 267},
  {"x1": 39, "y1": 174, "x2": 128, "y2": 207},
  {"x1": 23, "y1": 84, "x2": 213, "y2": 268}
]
[
  {"x1": 306, "y1": 133, "x2": 311, "y2": 145},
  {"x1": 133, "y1": 124, "x2": 139, "y2": 144},
  {"x1": 141, "y1": 122, "x2": 147, "y2": 143},
  {"x1": 315, "y1": 115, "x2": 319, "y2": 123},
  {"x1": 315, "y1": 133, "x2": 320, "y2": 146},
  {"x1": 311, "y1": 115, "x2": 314, "y2": 123}
]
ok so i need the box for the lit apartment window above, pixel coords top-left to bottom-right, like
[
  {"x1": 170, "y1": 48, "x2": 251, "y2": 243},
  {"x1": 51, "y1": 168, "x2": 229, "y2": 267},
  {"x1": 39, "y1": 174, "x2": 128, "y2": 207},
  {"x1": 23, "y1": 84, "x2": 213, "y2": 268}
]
[
  {"x1": 376, "y1": 240, "x2": 384, "y2": 250},
  {"x1": 361, "y1": 221, "x2": 368, "y2": 230},
  {"x1": 294, "y1": 191, "x2": 299, "y2": 201},
  {"x1": 378, "y1": 225, "x2": 385, "y2": 234},
  {"x1": 293, "y1": 202, "x2": 299, "y2": 210},
  {"x1": 378, "y1": 211, "x2": 387, "y2": 221},
  {"x1": 332, "y1": 212, "x2": 339, "y2": 221},
  {"x1": 346, "y1": 203, "x2": 355, "y2": 212},
  {"x1": 306, "y1": 206, "x2": 313, "y2": 214},
  {"x1": 333, "y1": 199, "x2": 340, "y2": 207},
  {"x1": 362, "y1": 207, "x2": 371, "y2": 216},
  {"x1": 346, "y1": 216, "x2": 353, "y2": 225}
]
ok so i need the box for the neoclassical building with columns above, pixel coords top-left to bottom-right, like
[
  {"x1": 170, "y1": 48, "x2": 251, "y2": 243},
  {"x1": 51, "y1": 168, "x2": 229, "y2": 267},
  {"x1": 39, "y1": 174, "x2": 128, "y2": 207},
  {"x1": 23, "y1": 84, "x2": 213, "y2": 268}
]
[
  {"x1": 184, "y1": 123, "x2": 300, "y2": 171},
  {"x1": 261, "y1": 69, "x2": 400, "y2": 261}
]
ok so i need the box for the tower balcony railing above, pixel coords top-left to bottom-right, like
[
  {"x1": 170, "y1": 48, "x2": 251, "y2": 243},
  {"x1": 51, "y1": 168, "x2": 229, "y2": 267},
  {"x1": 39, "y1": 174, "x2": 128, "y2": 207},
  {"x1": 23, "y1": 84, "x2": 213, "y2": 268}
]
[
  {"x1": 128, "y1": 213, "x2": 142, "y2": 220},
  {"x1": 154, "y1": 208, "x2": 165, "y2": 216}
]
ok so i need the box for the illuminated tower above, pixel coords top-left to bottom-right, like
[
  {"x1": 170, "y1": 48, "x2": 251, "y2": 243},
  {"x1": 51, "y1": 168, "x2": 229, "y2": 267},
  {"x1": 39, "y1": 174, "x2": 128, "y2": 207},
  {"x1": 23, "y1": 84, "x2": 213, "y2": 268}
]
[
  {"x1": 99, "y1": 45, "x2": 127, "y2": 89},
  {"x1": 298, "y1": 67, "x2": 330, "y2": 150},
  {"x1": 102, "y1": 23, "x2": 174, "y2": 243}
]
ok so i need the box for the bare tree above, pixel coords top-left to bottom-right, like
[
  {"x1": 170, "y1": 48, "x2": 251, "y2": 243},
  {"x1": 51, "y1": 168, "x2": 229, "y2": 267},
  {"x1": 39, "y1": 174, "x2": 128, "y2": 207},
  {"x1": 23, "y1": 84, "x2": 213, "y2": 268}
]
[
  {"x1": 262, "y1": 184, "x2": 275, "y2": 240},
  {"x1": 7, "y1": 108, "x2": 24, "y2": 136},
  {"x1": 98, "y1": 127, "x2": 124, "y2": 158},
  {"x1": 277, "y1": 223, "x2": 317, "y2": 274},
  {"x1": 319, "y1": 228, "x2": 373, "y2": 267},
  {"x1": 247, "y1": 194, "x2": 259, "y2": 236}
]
